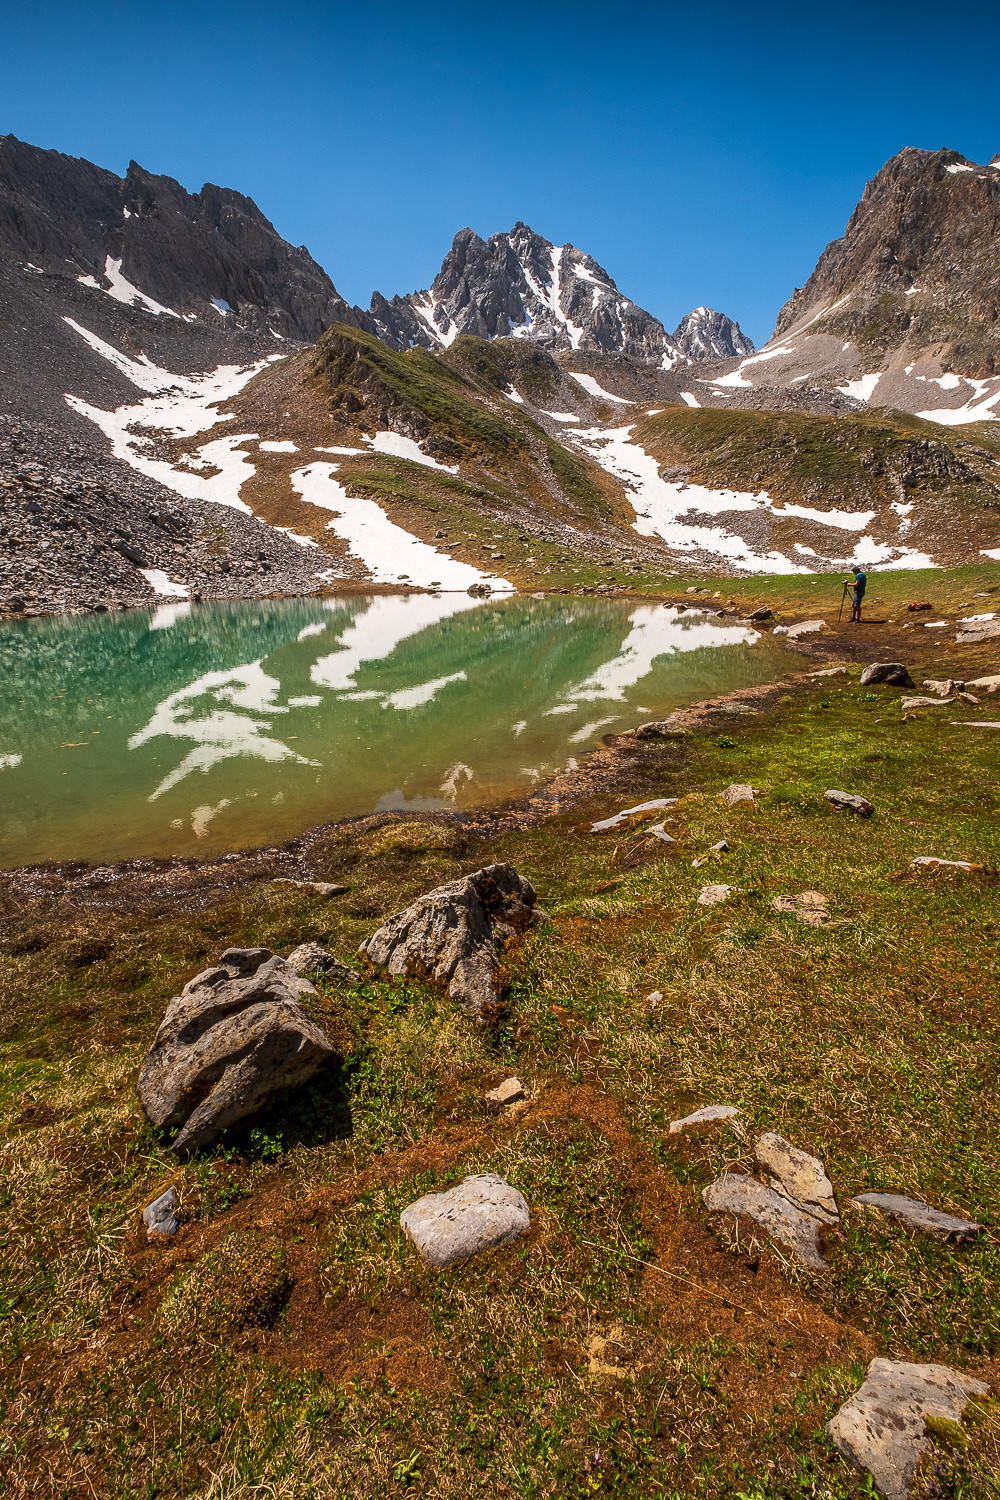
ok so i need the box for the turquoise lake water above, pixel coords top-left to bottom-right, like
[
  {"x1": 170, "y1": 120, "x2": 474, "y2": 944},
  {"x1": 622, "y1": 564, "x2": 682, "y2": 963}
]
[{"x1": 0, "y1": 594, "x2": 792, "y2": 866}]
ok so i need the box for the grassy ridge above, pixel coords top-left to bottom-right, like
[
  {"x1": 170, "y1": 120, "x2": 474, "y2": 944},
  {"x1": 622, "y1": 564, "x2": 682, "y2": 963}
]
[{"x1": 2, "y1": 659, "x2": 1000, "y2": 1496}]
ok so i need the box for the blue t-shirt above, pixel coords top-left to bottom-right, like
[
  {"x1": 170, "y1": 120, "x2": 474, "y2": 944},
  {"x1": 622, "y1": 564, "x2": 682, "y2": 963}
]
[{"x1": 854, "y1": 571, "x2": 867, "y2": 596}]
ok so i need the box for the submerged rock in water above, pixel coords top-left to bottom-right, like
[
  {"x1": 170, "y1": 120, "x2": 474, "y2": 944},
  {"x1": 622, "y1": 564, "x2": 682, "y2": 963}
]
[
  {"x1": 138, "y1": 949, "x2": 334, "y2": 1156},
  {"x1": 400, "y1": 1173, "x2": 530, "y2": 1267},
  {"x1": 827, "y1": 1358, "x2": 987, "y2": 1500},
  {"x1": 358, "y1": 863, "x2": 537, "y2": 1015}
]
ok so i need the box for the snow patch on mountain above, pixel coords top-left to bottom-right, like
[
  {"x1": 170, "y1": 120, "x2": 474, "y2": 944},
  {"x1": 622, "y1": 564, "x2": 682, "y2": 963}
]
[{"x1": 102, "y1": 256, "x2": 180, "y2": 318}]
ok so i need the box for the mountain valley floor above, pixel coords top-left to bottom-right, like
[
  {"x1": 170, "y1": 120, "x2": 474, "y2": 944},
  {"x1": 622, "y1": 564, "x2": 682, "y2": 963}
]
[{"x1": 2, "y1": 565, "x2": 1000, "y2": 1499}]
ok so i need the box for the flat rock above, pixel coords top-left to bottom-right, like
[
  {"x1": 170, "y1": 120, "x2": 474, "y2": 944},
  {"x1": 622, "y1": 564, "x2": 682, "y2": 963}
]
[
  {"x1": 754, "y1": 1131, "x2": 838, "y2": 1223},
  {"x1": 486, "y1": 1076, "x2": 525, "y2": 1105},
  {"x1": 952, "y1": 719, "x2": 1000, "y2": 730},
  {"x1": 860, "y1": 663, "x2": 916, "y2": 689},
  {"x1": 825, "y1": 788, "x2": 874, "y2": 817},
  {"x1": 143, "y1": 1186, "x2": 179, "y2": 1238},
  {"x1": 697, "y1": 883, "x2": 735, "y2": 907},
  {"x1": 669, "y1": 1104, "x2": 741, "y2": 1134},
  {"x1": 771, "y1": 891, "x2": 831, "y2": 927},
  {"x1": 635, "y1": 718, "x2": 689, "y2": 739},
  {"x1": 286, "y1": 942, "x2": 359, "y2": 982},
  {"x1": 808, "y1": 666, "x2": 848, "y2": 677},
  {"x1": 702, "y1": 1172, "x2": 827, "y2": 1267},
  {"x1": 137, "y1": 953, "x2": 333, "y2": 1156},
  {"x1": 591, "y1": 798, "x2": 677, "y2": 832},
  {"x1": 274, "y1": 879, "x2": 348, "y2": 897},
  {"x1": 647, "y1": 822, "x2": 678, "y2": 843},
  {"x1": 773, "y1": 618, "x2": 825, "y2": 638},
  {"x1": 721, "y1": 783, "x2": 755, "y2": 807},
  {"x1": 400, "y1": 1173, "x2": 530, "y2": 1267},
  {"x1": 358, "y1": 863, "x2": 536, "y2": 1015},
  {"x1": 901, "y1": 696, "x2": 953, "y2": 709},
  {"x1": 922, "y1": 678, "x2": 962, "y2": 696},
  {"x1": 910, "y1": 856, "x2": 979, "y2": 873},
  {"x1": 852, "y1": 1192, "x2": 982, "y2": 1243},
  {"x1": 966, "y1": 674, "x2": 1000, "y2": 691},
  {"x1": 827, "y1": 1358, "x2": 987, "y2": 1500}
]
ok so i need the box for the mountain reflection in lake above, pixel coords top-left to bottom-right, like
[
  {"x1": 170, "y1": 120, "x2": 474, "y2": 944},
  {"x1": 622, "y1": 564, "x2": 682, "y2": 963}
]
[{"x1": 0, "y1": 594, "x2": 791, "y2": 865}]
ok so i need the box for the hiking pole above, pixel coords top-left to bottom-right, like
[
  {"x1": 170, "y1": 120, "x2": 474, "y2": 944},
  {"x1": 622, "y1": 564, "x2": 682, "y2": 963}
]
[{"x1": 838, "y1": 582, "x2": 850, "y2": 623}]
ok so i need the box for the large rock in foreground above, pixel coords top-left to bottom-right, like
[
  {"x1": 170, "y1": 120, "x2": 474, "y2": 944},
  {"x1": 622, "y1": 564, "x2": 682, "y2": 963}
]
[
  {"x1": 828, "y1": 1358, "x2": 987, "y2": 1500},
  {"x1": 138, "y1": 949, "x2": 334, "y2": 1156},
  {"x1": 358, "y1": 863, "x2": 537, "y2": 1015},
  {"x1": 400, "y1": 1174, "x2": 531, "y2": 1267}
]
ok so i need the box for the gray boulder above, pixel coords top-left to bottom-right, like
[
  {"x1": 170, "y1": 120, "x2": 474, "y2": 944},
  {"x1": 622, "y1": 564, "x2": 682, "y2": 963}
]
[
  {"x1": 828, "y1": 1358, "x2": 987, "y2": 1500},
  {"x1": 825, "y1": 789, "x2": 874, "y2": 817},
  {"x1": 853, "y1": 1192, "x2": 982, "y2": 1243},
  {"x1": 860, "y1": 663, "x2": 916, "y2": 689},
  {"x1": 721, "y1": 783, "x2": 756, "y2": 807},
  {"x1": 142, "y1": 1186, "x2": 179, "y2": 1238},
  {"x1": 137, "y1": 949, "x2": 334, "y2": 1156},
  {"x1": 635, "y1": 718, "x2": 689, "y2": 740},
  {"x1": 702, "y1": 1172, "x2": 828, "y2": 1268},
  {"x1": 286, "y1": 942, "x2": 359, "y2": 983},
  {"x1": 358, "y1": 863, "x2": 537, "y2": 1015},
  {"x1": 400, "y1": 1173, "x2": 530, "y2": 1267}
]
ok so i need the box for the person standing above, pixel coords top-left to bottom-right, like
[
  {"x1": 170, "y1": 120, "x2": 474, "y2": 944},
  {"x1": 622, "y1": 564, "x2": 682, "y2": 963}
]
[{"x1": 845, "y1": 567, "x2": 867, "y2": 623}]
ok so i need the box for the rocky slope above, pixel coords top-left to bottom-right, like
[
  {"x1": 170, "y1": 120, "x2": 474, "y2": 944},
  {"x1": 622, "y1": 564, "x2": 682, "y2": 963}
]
[
  {"x1": 702, "y1": 147, "x2": 1000, "y2": 424},
  {"x1": 361, "y1": 222, "x2": 752, "y2": 367}
]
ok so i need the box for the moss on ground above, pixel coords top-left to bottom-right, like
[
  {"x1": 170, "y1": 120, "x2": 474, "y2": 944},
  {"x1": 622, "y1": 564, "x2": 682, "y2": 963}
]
[{"x1": 2, "y1": 655, "x2": 1000, "y2": 1497}]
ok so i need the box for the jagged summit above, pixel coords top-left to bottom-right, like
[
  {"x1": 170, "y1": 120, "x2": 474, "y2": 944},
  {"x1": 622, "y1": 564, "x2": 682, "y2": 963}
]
[
  {"x1": 0, "y1": 134, "x2": 358, "y2": 339},
  {"x1": 671, "y1": 306, "x2": 755, "y2": 360},
  {"x1": 362, "y1": 222, "x2": 744, "y2": 368}
]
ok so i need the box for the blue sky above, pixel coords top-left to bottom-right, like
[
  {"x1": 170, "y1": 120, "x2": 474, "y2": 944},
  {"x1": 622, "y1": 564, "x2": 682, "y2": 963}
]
[{"x1": 1, "y1": 0, "x2": 997, "y2": 346}]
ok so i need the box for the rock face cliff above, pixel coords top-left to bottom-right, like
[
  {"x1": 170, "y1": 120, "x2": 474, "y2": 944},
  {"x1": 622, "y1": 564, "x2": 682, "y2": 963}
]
[
  {"x1": 774, "y1": 146, "x2": 1000, "y2": 377},
  {"x1": 363, "y1": 222, "x2": 749, "y2": 367},
  {"x1": 0, "y1": 134, "x2": 360, "y2": 339}
]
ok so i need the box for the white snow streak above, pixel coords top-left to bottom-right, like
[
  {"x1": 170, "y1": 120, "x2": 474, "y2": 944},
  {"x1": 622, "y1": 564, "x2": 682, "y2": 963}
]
[
  {"x1": 102, "y1": 256, "x2": 179, "y2": 317},
  {"x1": 570, "y1": 372, "x2": 630, "y2": 404},
  {"x1": 365, "y1": 431, "x2": 459, "y2": 472}
]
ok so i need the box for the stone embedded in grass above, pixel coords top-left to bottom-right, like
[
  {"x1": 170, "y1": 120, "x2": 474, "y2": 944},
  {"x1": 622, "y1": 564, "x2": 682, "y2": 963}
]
[
  {"x1": 852, "y1": 1192, "x2": 983, "y2": 1243},
  {"x1": 142, "y1": 1186, "x2": 179, "y2": 1238},
  {"x1": 286, "y1": 942, "x2": 359, "y2": 982},
  {"x1": 721, "y1": 783, "x2": 756, "y2": 807},
  {"x1": 591, "y1": 798, "x2": 677, "y2": 833},
  {"x1": 485, "y1": 1076, "x2": 525, "y2": 1105},
  {"x1": 634, "y1": 718, "x2": 689, "y2": 740},
  {"x1": 158, "y1": 1231, "x2": 291, "y2": 1336},
  {"x1": 400, "y1": 1173, "x2": 530, "y2": 1267},
  {"x1": 648, "y1": 823, "x2": 678, "y2": 843},
  {"x1": 966, "y1": 673, "x2": 1000, "y2": 691},
  {"x1": 825, "y1": 789, "x2": 874, "y2": 817},
  {"x1": 697, "y1": 884, "x2": 735, "y2": 907},
  {"x1": 901, "y1": 695, "x2": 954, "y2": 710},
  {"x1": 827, "y1": 1358, "x2": 988, "y2": 1500},
  {"x1": 922, "y1": 678, "x2": 962, "y2": 696},
  {"x1": 138, "y1": 951, "x2": 334, "y2": 1156},
  {"x1": 273, "y1": 878, "x2": 348, "y2": 897},
  {"x1": 952, "y1": 719, "x2": 1000, "y2": 730},
  {"x1": 859, "y1": 662, "x2": 916, "y2": 688},
  {"x1": 910, "y1": 856, "x2": 980, "y2": 873},
  {"x1": 807, "y1": 666, "x2": 848, "y2": 677},
  {"x1": 358, "y1": 863, "x2": 537, "y2": 1016},
  {"x1": 754, "y1": 1132, "x2": 838, "y2": 1224},
  {"x1": 702, "y1": 1172, "x2": 828, "y2": 1268},
  {"x1": 771, "y1": 891, "x2": 831, "y2": 927},
  {"x1": 669, "y1": 1104, "x2": 740, "y2": 1134}
]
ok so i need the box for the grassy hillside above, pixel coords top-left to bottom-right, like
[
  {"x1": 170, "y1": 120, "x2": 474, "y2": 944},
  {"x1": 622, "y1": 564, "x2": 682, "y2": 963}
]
[{"x1": 3, "y1": 626, "x2": 1000, "y2": 1497}]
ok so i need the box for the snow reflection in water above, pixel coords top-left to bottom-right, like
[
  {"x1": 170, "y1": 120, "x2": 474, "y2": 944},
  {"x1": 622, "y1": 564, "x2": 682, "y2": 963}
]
[{"x1": 0, "y1": 594, "x2": 791, "y2": 864}]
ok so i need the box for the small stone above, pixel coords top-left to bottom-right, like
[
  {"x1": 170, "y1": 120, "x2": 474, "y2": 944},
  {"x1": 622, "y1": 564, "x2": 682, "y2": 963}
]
[
  {"x1": 965, "y1": 673, "x2": 1000, "y2": 692},
  {"x1": 901, "y1": 695, "x2": 953, "y2": 710},
  {"x1": 702, "y1": 1172, "x2": 827, "y2": 1267},
  {"x1": 922, "y1": 678, "x2": 961, "y2": 696},
  {"x1": 286, "y1": 942, "x2": 359, "y2": 982},
  {"x1": 807, "y1": 666, "x2": 848, "y2": 677},
  {"x1": 143, "y1": 1186, "x2": 179, "y2": 1238},
  {"x1": 218, "y1": 947, "x2": 272, "y2": 974},
  {"x1": 773, "y1": 618, "x2": 825, "y2": 638},
  {"x1": 859, "y1": 662, "x2": 916, "y2": 689},
  {"x1": 400, "y1": 1173, "x2": 530, "y2": 1267},
  {"x1": 852, "y1": 1192, "x2": 982, "y2": 1243},
  {"x1": 485, "y1": 1077, "x2": 525, "y2": 1105},
  {"x1": 646, "y1": 990, "x2": 663, "y2": 1008},
  {"x1": 710, "y1": 840, "x2": 731, "y2": 853},
  {"x1": 825, "y1": 789, "x2": 874, "y2": 817},
  {"x1": 274, "y1": 879, "x2": 348, "y2": 897},
  {"x1": 771, "y1": 891, "x2": 831, "y2": 927},
  {"x1": 748, "y1": 607, "x2": 773, "y2": 621},
  {"x1": 697, "y1": 883, "x2": 735, "y2": 907},
  {"x1": 721, "y1": 783, "x2": 755, "y2": 807},
  {"x1": 952, "y1": 720, "x2": 1000, "y2": 729},
  {"x1": 910, "y1": 856, "x2": 979, "y2": 873},
  {"x1": 669, "y1": 1104, "x2": 740, "y2": 1134},
  {"x1": 754, "y1": 1132, "x2": 838, "y2": 1223},
  {"x1": 827, "y1": 1358, "x2": 987, "y2": 1500},
  {"x1": 647, "y1": 823, "x2": 678, "y2": 843}
]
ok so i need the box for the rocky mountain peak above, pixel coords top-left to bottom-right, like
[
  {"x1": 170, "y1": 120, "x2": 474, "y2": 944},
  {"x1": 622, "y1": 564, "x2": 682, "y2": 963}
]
[{"x1": 671, "y1": 305, "x2": 756, "y2": 360}]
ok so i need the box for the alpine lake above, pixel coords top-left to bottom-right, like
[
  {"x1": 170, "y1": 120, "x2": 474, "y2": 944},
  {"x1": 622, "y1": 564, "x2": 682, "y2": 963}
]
[{"x1": 0, "y1": 592, "x2": 794, "y2": 867}]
